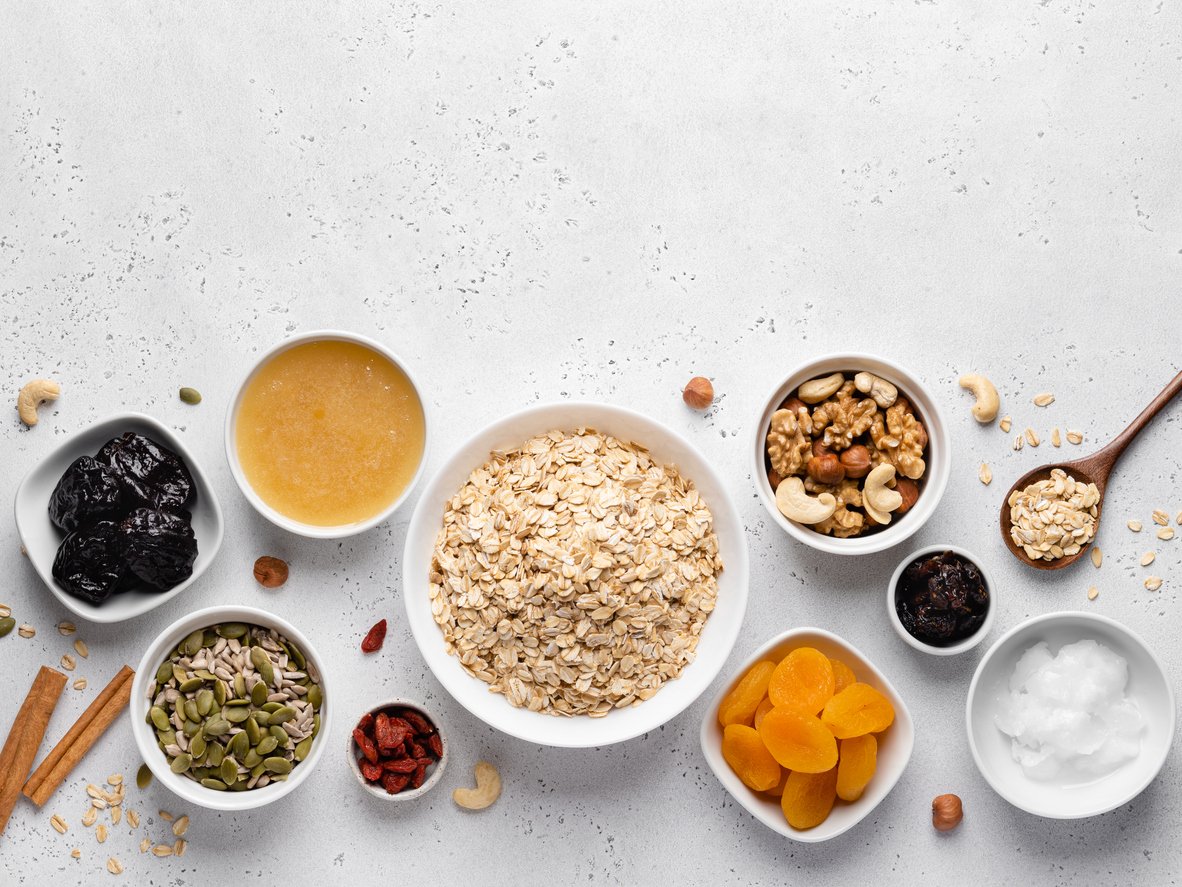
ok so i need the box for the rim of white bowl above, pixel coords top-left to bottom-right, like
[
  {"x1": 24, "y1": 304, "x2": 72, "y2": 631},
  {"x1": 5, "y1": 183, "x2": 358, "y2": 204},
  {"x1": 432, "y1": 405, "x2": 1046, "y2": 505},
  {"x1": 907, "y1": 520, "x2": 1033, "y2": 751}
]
[
  {"x1": 751, "y1": 352, "x2": 950, "y2": 556},
  {"x1": 14, "y1": 411, "x2": 225, "y2": 624},
  {"x1": 964, "y1": 610, "x2": 1176, "y2": 819},
  {"x1": 130, "y1": 605, "x2": 333, "y2": 811},
  {"x1": 887, "y1": 544, "x2": 997, "y2": 656},
  {"x1": 402, "y1": 400, "x2": 750, "y2": 747},
  {"x1": 223, "y1": 329, "x2": 430, "y2": 539},
  {"x1": 344, "y1": 698, "x2": 448, "y2": 802}
]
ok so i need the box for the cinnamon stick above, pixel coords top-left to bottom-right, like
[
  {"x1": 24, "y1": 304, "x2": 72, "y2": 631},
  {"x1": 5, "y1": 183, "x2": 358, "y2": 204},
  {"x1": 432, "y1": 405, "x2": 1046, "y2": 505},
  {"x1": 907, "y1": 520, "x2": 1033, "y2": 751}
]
[
  {"x1": 23, "y1": 664, "x2": 135, "y2": 806},
  {"x1": 23, "y1": 665, "x2": 134, "y2": 807},
  {"x1": 0, "y1": 666, "x2": 67, "y2": 836}
]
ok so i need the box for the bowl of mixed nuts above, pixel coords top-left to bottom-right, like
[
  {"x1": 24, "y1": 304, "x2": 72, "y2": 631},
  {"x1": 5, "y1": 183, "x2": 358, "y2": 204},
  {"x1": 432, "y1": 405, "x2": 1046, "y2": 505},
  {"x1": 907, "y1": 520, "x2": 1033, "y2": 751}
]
[
  {"x1": 752, "y1": 354, "x2": 950, "y2": 555},
  {"x1": 130, "y1": 605, "x2": 331, "y2": 811}
]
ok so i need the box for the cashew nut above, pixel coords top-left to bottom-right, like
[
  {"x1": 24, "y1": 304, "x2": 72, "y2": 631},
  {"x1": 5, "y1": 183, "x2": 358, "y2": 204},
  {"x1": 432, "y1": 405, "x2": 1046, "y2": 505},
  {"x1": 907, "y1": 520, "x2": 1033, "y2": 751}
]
[
  {"x1": 862, "y1": 463, "x2": 903, "y2": 525},
  {"x1": 774, "y1": 476, "x2": 837, "y2": 525},
  {"x1": 854, "y1": 371, "x2": 898, "y2": 409},
  {"x1": 17, "y1": 378, "x2": 60, "y2": 426},
  {"x1": 798, "y1": 373, "x2": 845, "y2": 404},
  {"x1": 453, "y1": 761, "x2": 502, "y2": 810},
  {"x1": 958, "y1": 373, "x2": 999, "y2": 423}
]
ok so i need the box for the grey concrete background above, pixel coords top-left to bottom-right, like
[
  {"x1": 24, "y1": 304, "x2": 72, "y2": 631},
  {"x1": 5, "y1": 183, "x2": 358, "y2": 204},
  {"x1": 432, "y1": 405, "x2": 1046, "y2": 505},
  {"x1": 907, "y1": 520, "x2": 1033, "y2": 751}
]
[{"x1": 2, "y1": 1, "x2": 1181, "y2": 884}]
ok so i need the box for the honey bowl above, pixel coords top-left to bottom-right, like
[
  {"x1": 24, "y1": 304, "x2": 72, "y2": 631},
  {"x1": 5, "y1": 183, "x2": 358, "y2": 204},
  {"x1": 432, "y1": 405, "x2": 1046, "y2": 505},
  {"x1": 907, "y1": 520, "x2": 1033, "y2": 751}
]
[{"x1": 225, "y1": 330, "x2": 428, "y2": 538}]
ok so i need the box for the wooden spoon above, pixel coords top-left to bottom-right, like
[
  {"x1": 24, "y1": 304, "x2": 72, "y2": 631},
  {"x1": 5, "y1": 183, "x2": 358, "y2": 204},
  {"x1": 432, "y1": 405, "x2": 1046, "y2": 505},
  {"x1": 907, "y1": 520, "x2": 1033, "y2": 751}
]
[{"x1": 1000, "y1": 369, "x2": 1182, "y2": 570}]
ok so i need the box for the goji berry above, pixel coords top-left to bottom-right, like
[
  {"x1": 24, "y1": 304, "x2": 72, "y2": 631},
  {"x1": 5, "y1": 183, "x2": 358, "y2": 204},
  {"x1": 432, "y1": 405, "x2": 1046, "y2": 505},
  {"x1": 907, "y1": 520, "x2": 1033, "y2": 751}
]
[
  {"x1": 410, "y1": 762, "x2": 428, "y2": 789},
  {"x1": 399, "y1": 709, "x2": 434, "y2": 735},
  {"x1": 361, "y1": 619, "x2": 387, "y2": 653},
  {"x1": 356, "y1": 712, "x2": 374, "y2": 733},
  {"x1": 382, "y1": 773, "x2": 410, "y2": 795},
  {"x1": 382, "y1": 758, "x2": 417, "y2": 774},
  {"x1": 359, "y1": 759, "x2": 383, "y2": 782},
  {"x1": 427, "y1": 733, "x2": 443, "y2": 758},
  {"x1": 353, "y1": 727, "x2": 379, "y2": 764}
]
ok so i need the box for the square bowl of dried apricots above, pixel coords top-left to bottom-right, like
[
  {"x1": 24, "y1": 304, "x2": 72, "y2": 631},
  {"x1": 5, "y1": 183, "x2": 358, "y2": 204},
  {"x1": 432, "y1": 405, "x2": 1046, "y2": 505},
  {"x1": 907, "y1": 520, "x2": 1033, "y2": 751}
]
[{"x1": 699, "y1": 627, "x2": 914, "y2": 842}]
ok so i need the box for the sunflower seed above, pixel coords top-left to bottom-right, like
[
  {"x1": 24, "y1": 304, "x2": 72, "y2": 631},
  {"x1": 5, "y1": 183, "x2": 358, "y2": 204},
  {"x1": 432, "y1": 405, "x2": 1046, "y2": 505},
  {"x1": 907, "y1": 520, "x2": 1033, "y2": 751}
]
[
  {"x1": 106, "y1": 857, "x2": 123, "y2": 875},
  {"x1": 1066, "y1": 430, "x2": 1083, "y2": 444},
  {"x1": 50, "y1": 814, "x2": 68, "y2": 834},
  {"x1": 978, "y1": 463, "x2": 992, "y2": 485},
  {"x1": 1141, "y1": 552, "x2": 1156, "y2": 567},
  {"x1": 57, "y1": 621, "x2": 76, "y2": 635},
  {"x1": 1051, "y1": 428, "x2": 1061, "y2": 447},
  {"x1": 1087, "y1": 586, "x2": 1099, "y2": 601},
  {"x1": 1145, "y1": 576, "x2": 1163, "y2": 591},
  {"x1": 18, "y1": 624, "x2": 35, "y2": 639},
  {"x1": 1128, "y1": 520, "x2": 1143, "y2": 532},
  {"x1": 1090, "y1": 547, "x2": 1102, "y2": 568}
]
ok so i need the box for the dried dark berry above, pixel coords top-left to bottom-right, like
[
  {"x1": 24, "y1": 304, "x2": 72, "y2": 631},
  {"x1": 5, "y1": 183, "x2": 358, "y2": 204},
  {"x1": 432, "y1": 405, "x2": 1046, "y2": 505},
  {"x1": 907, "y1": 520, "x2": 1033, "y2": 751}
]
[
  {"x1": 48, "y1": 456, "x2": 125, "y2": 532},
  {"x1": 52, "y1": 520, "x2": 129, "y2": 605},
  {"x1": 119, "y1": 507, "x2": 198, "y2": 591},
  {"x1": 895, "y1": 551, "x2": 989, "y2": 646},
  {"x1": 98, "y1": 432, "x2": 195, "y2": 511}
]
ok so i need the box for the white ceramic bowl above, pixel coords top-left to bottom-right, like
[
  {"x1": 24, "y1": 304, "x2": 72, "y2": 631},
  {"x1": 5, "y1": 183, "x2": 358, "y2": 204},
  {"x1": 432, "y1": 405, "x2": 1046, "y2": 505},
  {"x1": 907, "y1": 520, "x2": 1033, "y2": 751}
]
[
  {"x1": 887, "y1": 544, "x2": 996, "y2": 656},
  {"x1": 966, "y1": 611, "x2": 1174, "y2": 819},
  {"x1": 402, "y1": 401, "x2": 750, "y2": 748},
  {"x1": 14, "y1": 412, "x2": 224, "y2": 624},
  {"x1": 345, "y1": 698, "x2": 448, "y2": 802},
  {"x1": 700, "y1": 627, "x2": 915, "y2": 842},
  {"x1": 752, "y1": 353, "x2": 950, "y2": 555},
  {"x1": 130, "y1": 605, "x2": 333, "y2": 812},
  {"x1": 224, "y1": 329, "x2": 429, "y2": 539}
]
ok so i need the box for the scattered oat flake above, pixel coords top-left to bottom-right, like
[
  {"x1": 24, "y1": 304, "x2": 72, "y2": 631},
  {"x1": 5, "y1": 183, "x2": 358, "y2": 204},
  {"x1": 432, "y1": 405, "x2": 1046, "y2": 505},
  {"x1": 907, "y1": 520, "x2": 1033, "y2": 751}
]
[
  {"x1": 1087, "y1": 586, "x2": 1099, "y2": 601},
  {"x1": 999, "y1": 416, "x2": 1012, "y2": 433},
  {"x1": 1145, "y1": 576, "x2": 1163, "y2": 591},
  {"x1": 73, "y1": 679, "x2": 87, "y2": 691},
  {"x1": 50, "y1": 814, "x2": 68, "y2": 834},
  {"x1": 1090, "y1": 547, "x2": 1102, "y2": 568},
  {"x1": 171, "y1": 815, "x2": 189, "y2": 837},
  {"x1": 978, "y1": 463, "x2": 992, "y2": 485},
  {"x1": 1051, "y1": 428, "x2": 1061, "y2": 447},
  {"x1": 60, "y1": 654, "x2": 76, "y2": 671},
  {"x1": 152, "y1": 844, "x2": 173, "y2": 857},
  {"x1": 139, "y1": 838, "x2": 150, "y2": 854},
  {"x1": 0, "y1": 604, "x2": 9, "y2": 618},
  {"x1": 1176, "y1": 510, "x2": 1182, "y2": 525},
  {"x1": 18, "y1": 624, "x2": 35, "y2": 638},
  {"x1": 1153, "y1": 510, "x2": 1169, "y2": 526},
  {"x1": 158, "y1": 810, "x2": 173, "y2": 822},
  {"x1": 126, "y1": 810, "x2": 140, "y2": 829},
  {"x1": 106, "y1": 857, "x2": 123, "y2": 875},
  {"x1": 1013, "y1": 435, "x2": 1024, "y2": 451},
  {"x1": 1141, "y1": 552, "x2": 1156, "y2": 567},
  {"x1": 107, "y1": 774, "x2": 123, "y2": 786},
  {"x1": 1066, "y1": 430, "x2": 1083, "y2": 445},
  {"x1": 1128, "y1": 520, "x2": 1143, "y2": 532},
  {"x1": 1033, "y1": 393, "x2": 1055, "y2": 407},
  {"x1": 1025, "y1": 428, "x2": 1040, "y2": 447},
  {"x1": 73, "y1": 639, "x2": 89, "y2": 658},
  {"x1": 57, "y1": 621, "x2": 76, "y2": 635},
  {"x1": 110, "y1": 806, "x2": 121, "y2": 825},
  {"x1": 82, "y1": 806, "x2": 98, "y2": 828},
  {"x1": 95, "y1": 824, "x2": 108, "y2": 844},
  {"x1": 174, "y1": 838, "x2": 187, "y2": 856},
  {"x1": 70, "y1": 849, "x2": 80, "y2": 859},
  {"x1": 1158, "y1": 528, "x2": 1175, "y2": 541}
]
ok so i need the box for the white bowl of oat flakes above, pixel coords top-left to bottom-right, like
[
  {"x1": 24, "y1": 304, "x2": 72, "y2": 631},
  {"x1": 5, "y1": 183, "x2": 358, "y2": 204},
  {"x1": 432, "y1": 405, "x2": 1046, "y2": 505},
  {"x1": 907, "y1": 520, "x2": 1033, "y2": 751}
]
[{"x1": 402, "y1": 402, "x2": 749, "y2": 748}]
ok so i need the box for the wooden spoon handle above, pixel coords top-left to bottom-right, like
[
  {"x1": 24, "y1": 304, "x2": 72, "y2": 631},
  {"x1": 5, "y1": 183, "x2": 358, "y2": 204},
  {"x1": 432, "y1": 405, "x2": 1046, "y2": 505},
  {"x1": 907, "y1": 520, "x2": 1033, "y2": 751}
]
[{"x1": 1079, "y1": 368, "x2": 1182, "y2": 480}]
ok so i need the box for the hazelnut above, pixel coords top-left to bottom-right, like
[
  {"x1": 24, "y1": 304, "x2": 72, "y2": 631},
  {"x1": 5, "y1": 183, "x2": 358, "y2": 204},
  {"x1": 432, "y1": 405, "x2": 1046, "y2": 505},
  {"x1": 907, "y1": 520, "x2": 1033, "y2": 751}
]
[
  {"x1": 839, "y1": 445, "x2": 872, "y2": 479},
  {"x1": 253, "y1": 556, "x2": 289, "y2": 588},
  {"x1": 779, "y1": 395, "x2": 808, "y2": 414},
  {"x1": 806, "y1": 454, "x2": 846, "y2": 485},
  {"x1": 932, "y1": 794, "x2": 963, "y2": 832},
  {"x1": 811, "y1": 439, "x2": 833, "y2": 458},
  {"x1": 767, "y1": 468, "x2": 783, "y2": 490},
  {"x1": 894, "y1": 477, "x2": 920, "y2": 514},
  {"x1": 682, "y1": 376, "x2": 714, "y2": 410}
]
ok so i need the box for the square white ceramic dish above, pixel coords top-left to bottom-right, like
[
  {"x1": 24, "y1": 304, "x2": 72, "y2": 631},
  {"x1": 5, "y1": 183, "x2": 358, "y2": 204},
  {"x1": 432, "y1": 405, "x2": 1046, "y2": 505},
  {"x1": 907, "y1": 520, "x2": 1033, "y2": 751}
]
[
  {"x1": 700, "y1": 627, "x2": 915, "y2": 842},
  {"x1": 966, "y1": 611, "x2": 1174, "y2": 819},
  {"x1": 402, "y1": 401, "x2": 749, "y2": 748},
  {"x1": 14, "y1": 412, "x2": 224, "y2": 624}
]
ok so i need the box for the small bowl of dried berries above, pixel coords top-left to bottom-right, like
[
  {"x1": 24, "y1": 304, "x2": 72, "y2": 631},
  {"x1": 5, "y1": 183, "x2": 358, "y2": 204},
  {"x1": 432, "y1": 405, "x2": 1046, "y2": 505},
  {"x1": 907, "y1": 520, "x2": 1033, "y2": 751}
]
[
  {"x1": 888, "y1": 545, "x2": 996, "y2": 656},
  {"x1": 348, "y1": 699, "x2": 447, "y2": 801}
]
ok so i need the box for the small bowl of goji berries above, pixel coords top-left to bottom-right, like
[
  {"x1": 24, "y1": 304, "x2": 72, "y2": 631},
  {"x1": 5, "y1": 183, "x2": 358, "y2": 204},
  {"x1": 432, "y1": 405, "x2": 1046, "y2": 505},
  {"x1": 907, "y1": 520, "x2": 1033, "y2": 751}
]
[{"x1": 348, "y1": 699, "x2": 447, "y2": 801}]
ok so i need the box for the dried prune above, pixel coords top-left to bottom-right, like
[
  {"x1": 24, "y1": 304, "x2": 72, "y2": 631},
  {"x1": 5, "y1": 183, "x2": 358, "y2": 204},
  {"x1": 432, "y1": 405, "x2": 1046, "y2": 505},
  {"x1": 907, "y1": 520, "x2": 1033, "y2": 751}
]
[
  {"x1": 49, "y1": 456, "x2": 125, "y2": 532},
  {"x1": 52, "y1": 520, "x2": 128, "y2": 605},
  {"x1": 98, "y1": 432, "x2": 195, "y2": 511},
  {"x1": 896, "y1": 551, "x2": 989, "y2": 646},
  {"x1": 119, "y1": 507, "x2": 198, "y2": 590}
]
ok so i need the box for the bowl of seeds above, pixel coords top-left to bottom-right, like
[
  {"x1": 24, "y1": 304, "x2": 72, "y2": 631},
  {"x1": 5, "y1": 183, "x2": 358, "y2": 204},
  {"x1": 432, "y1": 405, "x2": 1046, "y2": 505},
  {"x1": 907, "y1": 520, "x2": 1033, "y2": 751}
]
[{"x1": 130, "y1": 605, "x2": 331, "y2": 811}]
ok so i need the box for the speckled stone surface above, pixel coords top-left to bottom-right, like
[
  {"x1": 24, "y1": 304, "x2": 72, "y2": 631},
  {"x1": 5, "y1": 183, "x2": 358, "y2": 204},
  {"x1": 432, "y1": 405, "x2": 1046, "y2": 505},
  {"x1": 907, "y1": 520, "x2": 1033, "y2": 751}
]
[{"x1": 2, "y1": 2, "x2": 1181, "y2": 884}]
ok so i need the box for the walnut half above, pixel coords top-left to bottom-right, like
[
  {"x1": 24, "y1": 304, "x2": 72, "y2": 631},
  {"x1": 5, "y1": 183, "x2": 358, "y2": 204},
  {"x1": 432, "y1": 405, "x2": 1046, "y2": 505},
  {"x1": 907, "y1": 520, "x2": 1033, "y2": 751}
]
[
  {"x1": 868, "y1": 399, "x2": 927, "y2": 480},
  {"x1": 767, "y1": 407, "x2": 813, "y2": 478}
]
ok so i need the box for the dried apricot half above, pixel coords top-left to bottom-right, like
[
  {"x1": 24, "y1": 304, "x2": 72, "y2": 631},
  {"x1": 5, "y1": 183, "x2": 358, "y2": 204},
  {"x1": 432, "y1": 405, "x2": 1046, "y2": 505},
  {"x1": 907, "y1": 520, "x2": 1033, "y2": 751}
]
[
  {"x1": 718, "y1": 660, "x2": 776, "y2": 727},
  {"x1": 765, "y1": 770, "x2": 789, "y2": 798},
  {"x1": 829, "y1": 658, "x2": 856, "y2": 694},
  {"x1": 757, "y1": 707, "x2": 838, "y2": 773},
  {"x1": 722, "y1": 724, "x2": 781, "y2": 792},
  {"x1": 781, "y1": 766, "x2": 838, "y2": 830},
  {"x1": 821, "y1": 682, "x2": 895, "y2": 739},
  {"x1": 753, "y1": 696, "x2": 774, "y2": 730},
  {"x1": 836, "y1": 734, "x2": 877, "y2": 802},
  {"x1": 768, "y1": 647, "x2": 835, "y2": 714}
]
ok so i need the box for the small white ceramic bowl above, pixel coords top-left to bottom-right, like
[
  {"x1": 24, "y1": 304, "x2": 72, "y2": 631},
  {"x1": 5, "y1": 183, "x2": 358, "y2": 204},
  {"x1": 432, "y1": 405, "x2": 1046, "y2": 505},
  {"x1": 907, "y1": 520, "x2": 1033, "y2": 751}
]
[
  {"x1": 224, "y1": 329, "x2": 429, "y2": 539},
  {"x1": 403, "y1": 401, "x2": 750, "y2": 748},
  {"x1": 700, "y1": 627, "x2": 915, "y2": 842},
  {"x1": 346, "y1": 698, "x2": 448, "y2": 802},
  {"x1": 130, "y1": 605, "x2": 332, "y2": 812},
  {"x1": 14, "y1": 412, "x2": 224, "y2": 624},
  {"x1": 887, "y1": 545, "x2": 996, "y2": 656},
  {"x1": 752, "y1": 353, "x2": 950, "y2": 556},
  {"x1": 966, "y1": 611, "x2": 1174, "y2": 819}
]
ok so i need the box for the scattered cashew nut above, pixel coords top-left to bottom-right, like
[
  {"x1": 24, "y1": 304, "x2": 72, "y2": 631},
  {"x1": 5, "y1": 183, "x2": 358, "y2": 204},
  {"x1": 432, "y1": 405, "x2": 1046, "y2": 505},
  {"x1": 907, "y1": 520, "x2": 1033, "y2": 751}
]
[
  {"x1": 862, "y1": 463, "x2": 903, "y2": 525},
  {"x1": 798, "y1": 372, "x2": 845, "y2": 404},
  {"x1": 453, "y1": 760, "x2": 502, "y2": 810},
  {"x1": 958, "y1": 373, "x2": 999, "y2": 423},
  {"x1": 17, "y1": 379, "x2": 61, "y2": 426},
  {"x1": 774, "y1": 476, "x2": 837, "y2": 525},
  {"x1": 854, "y1": 371, "x2": 898, "y2": 409}
]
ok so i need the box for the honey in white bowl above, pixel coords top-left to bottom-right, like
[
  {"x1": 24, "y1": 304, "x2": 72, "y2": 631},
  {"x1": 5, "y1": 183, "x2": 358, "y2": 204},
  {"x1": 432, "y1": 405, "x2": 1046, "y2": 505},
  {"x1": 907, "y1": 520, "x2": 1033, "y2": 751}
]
[{"x1": 235, "y1": 340, "x2": 425, "y2": 527}]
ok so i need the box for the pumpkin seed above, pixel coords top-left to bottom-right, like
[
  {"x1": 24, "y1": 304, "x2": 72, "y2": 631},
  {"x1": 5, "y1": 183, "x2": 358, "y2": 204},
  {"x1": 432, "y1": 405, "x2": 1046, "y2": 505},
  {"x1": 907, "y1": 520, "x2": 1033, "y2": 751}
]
[
  {"x1": 307, "y1": 685, "x2": 323, "y2": 710},
  {"x1": 149, "y1": 707, "x2": 171, "y2": 731},
  {"x1": 0, "y1": 616, "x2": 19, "y2": 638},
  {"x1": 244, "y1": 718, "x2": 262, "y2": 745},
  {"x1": 294, "y1": 737, "x2": 314, "y2": 761},
  {"x1": 182, "y1": 719, "x2": 200, "y2": 737},
  {"x1": 195, "y1": 669, "x2": 217, "y2": 681},
  {"x1": 288, "y1": 643, "x2": 306, "y2": 670},
  {"x1": 172, "y1": 665, "x2": 188, "y2": 684},
  {"x1": 261, "y1": 701, "x2": 283, "y2": 714},
  {"x1": 200, "y1": 778, "x2": 227, "y2": 791},
  {"x1": 269, "y1": 725, "x2": 290, "y2": 746},
  {"x1": 250, "y1": 648, "x2": 275, "y2": 686},
  {"x1": 181, "y1": 629, "x2": 205, "y2": 656},
  {"x1": 155, "y1": 661, "x2": 174, "y2": 684},
  {"x1": 136, "y1": 764, "x2": 153, "y2": 789},
  {"x1": 244, "y1": 749, "x2": 262, "y2": 768},
  {"x1": 213, "y1": 680, "x2": 227, "y2": 706},
  {"x1": 189, "y1": 734, "x2": 207, "y2": 760},
  {"x1": 179, "y1": 387, "x2": 202, "y2": 405},
  {"x1": 183, "y1": 700, "x2": 200, "y2": 723},
  {"x1": 203, "y1": 718, "x2": 230, "y2": 737},
  {"x1": 250, "y1": 682, "x2": 268, "y2": 707},
  {"x1": 207, "y1": 741, "x2": 225, "y2": 767},
  {"x1": 233, "y1": 674, "x2": 246, "y2": 698},
  {"x1": 227, "y1": 732, "x2": 249, "y2": 760},
  {"x1": 256, "y1": 736, "x2": 278, "y2": 756},
  {"x1": 220, "y1": 758, "x2": 238, "y2": 785},
  {"x1": 216, "y1": 622, "x2": 248, "y2": 638},
  {"x1": 169, "y1": 754, "x2": 192, "y2": 774},
  {"x1": 224, "y1": 706, "x2": 251, "y2": 724},
  {"x1": 263, "y1": 757, "x2": 292, "y2": 775}
]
